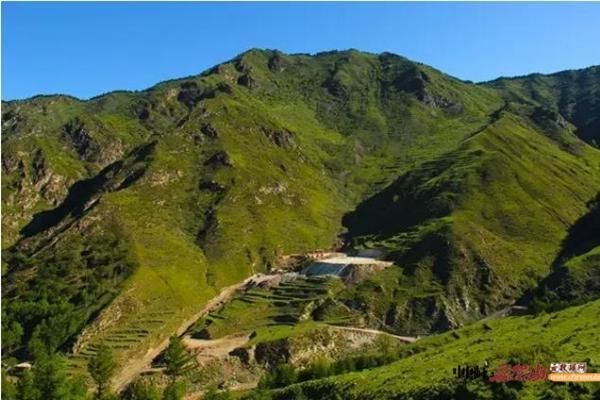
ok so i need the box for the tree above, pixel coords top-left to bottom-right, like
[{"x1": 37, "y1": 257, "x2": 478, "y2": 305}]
[
  {"x1": 125, "y1": 379, "x2": 161, "y2": 400},
  {"x1": 287, "y1": 386, "x2": 307, "y2": 400},
  {"x1": 88, "y1": 345, "x2": 117, "y2": 399},
  {"x1": 306, "y1": 357, "x2": 331, "y2": 380},
  {"x1": 272, "y1": 364, "x2": 298, "y2": 388},
  {"x1": 2, "y1": 369, "x2": 18, "y2": 400},
  {"x1": 203, "y1": 387, "x2": 234, "y2": 400},
  {"x1": 374, "y1": 334, "x2": 397, "y2": 362},
  {"x1": 163, "y1": 337, "x2": 194, "y2": 380},
  {"x1": 161, "y1": 381, "x2": 185, "y2": 400},
  {"x1": 15, "y1": 370, "x2": 38, "y2": 400},
  {"x1": 32, "y1": 356, "x2": 72, "y2": 400}
]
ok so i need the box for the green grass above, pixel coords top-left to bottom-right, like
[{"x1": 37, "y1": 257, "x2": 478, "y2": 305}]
[
  {"x1": 341, "y1": 110, "x2": 600, "y2": 332},
  {"x1": 266, "y1": 299, "x2": 600, "y2": 399},
  {"x1": 3, "y1": 49, "x2": 600, "y2": 391},
  {"x1": 190, "y1": 276, "x2": 345, "y2": 343}
]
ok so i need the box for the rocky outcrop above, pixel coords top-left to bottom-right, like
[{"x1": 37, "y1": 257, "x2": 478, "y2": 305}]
[
  {"x1": 215, "y1": 64, "x2": 239, "y2": 83},
  {"x1": 63, "y1": 118, "x2": 100, "y2": 161},
  {"x1": 20, "y1": 141, "x2": 156, "y2": 238},
  {"x1": 261, "y1": 127, "x2": 298, "y2": 150},
  {"x1": 237, "y1": 73, "x2": 257, "y2": 89},
  {"x1": 204, "y1": 151, "x2": 233, "y2": 167},
  {"x1": 268, "y1": 54, "x2": 287, "y2": 73},
  {"x1": 200, "y1": 123, "x2": 219, "y2": 139},
  {"x1": 392, "y1": 67, "x2": 463, "y2": 114},
  {"x1": 177, "y1": 81, "x2": 209, "y2": 109},
  {"x1": 199, "y1": 179, "x2": 226, "y2": 194},
  {"x1": 2, "y1": 108, "x2": 23, "y2": 134}
]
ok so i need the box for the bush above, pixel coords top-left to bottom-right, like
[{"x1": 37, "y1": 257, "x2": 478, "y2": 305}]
[{"x1": 124, "y1": 379, "x2": 161, "y2": 400}]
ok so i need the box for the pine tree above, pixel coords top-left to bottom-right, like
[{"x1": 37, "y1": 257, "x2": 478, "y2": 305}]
[
  {"x1": 15, "y1": 370, "x2": 38, "y2": 400},
  {"x1": 161, "y1": 381, "x2": 185, "y2": 400},
  {"x1": 163, "y1": 337, "x2": 194, "y2": 380},
  {"x1": 32, "y1": 356, "x2": 71, "y2": 400},
  {"x1": 88, "y1": 345, "x2": 117, "y2": 399},
  {"x1": 125, "y1": 379, "x2": 161, "y2": 400}
]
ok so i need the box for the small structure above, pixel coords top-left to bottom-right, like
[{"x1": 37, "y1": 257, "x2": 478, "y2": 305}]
[
  {"x1": 10, "y1": 362, "x2": 33, "y2": 376},
  {"x1": 14, "y1": 362, "x2": 32, "y2": 370},
  {"x1": 302, "y1": 255, "x2": 392, "y2": 283}
]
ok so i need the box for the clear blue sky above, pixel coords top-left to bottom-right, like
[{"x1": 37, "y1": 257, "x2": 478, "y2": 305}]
[{"x1": 2, "y1": 2, "x2": 600, "y2": 100}]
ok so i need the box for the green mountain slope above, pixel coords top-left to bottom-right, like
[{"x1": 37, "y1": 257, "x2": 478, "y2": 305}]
[
  {"x1": 341, "y1": 109, "x2": 600, "y2": 332},
  {"x1": 487, "y1": 66, "x2": 600, "y2": 146},
  {"x1": 263, "y1": 299, "x2": 600, "y2": 400},
  {"x1": 2, "y1": 49, "x2": 599, "y2": 386},
  {"x1": 526, "y1": 195, "x2": 600, "y2": 311}
]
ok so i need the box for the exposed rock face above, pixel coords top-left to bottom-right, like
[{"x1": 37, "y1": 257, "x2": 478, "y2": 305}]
[
  {"x1": 255, "y1": 339, "x2": 291, "y2": 367},
  {"x1": 200, "y1": 123, "x2": 220, "y2": 139},
  {"x1": 531, "y1": 106, "x2": 570, "y2": 131},
  {"x1": 215, "y1": 64, "x2": 238, "y2": 83},
  {"x1": 530, "y1": 106, "x2": 583, "y2": 154},
  {"x1": 199, "y1": 179, "x2": 226, "y2": 194},
  {"x1": 178, "y1": 81, "x2": 209, "y2": 109},
  {"x1": 30, "y1": 149, "x2": 67, "y2": 203},
  {"x1": 204, "y1": 151, "x2": 233, "y2": 167},
  {"x1": 420, "y1": 91, "x2": 464, "y2": 115},
  {"x1": 302, "y1": 256, "x2": 392, "y2": 284},
  {"x1": 261, "y1": 127, "x2": 298, "y2": 150},
  {"x1": 20, "y1": 141, "x2": 156, "y2": 238},
  {"x1": 268, "y1": 54, "x2": 287, "y2": 73},
  {"x1": 63, "y1": 118, "x2": 100, "y2": 161},
  {"x1": 2, "y1": 108, "x2": 22, "y2": 134},
  {"x1": 237, "y1": 73, "x2": 256, "y2": 89},
  {"x1": 393, "y1": 67, "x2": 464, "y2": 113},
  {"x1": 229, "y1": 347, "x2": 251, "y2": 364},
  {"x1": 253, "y1": 327, "x2": 382, "y2": 370}
]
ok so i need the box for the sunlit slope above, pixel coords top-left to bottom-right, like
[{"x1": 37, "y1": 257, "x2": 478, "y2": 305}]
[
  {"x1": 342, "y1": 111, "x2": 600, "y2": 332},
  {"x1": 265, "y1": 299, "x2": 600, "y2": 400},
  {"x1": 486, "y1": 65, "x2": 600, "y2": 145},
  {"x1": 528, "y1": 195, "x2": 600, "y2": 311},
  {"x1": 2, "y1": 49, "x2": 599, "y2": 380}
]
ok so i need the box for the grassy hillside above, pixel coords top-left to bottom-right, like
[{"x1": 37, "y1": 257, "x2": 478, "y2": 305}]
[
  {"x1": 486, "y1": 66, "x2": 600, "y2": 146},
  {"x1": 2, "y1": 49, "x2": 599, "y2": 389},
  {"x1": 526, "y1": 194, "x2": 600, "y2": 312},
  {"x1": 341, "y1": 107, "x2": 600, "y2": 332},
  {"x1": 263, "y1": 299, "x2": 600, "y2": 400}
]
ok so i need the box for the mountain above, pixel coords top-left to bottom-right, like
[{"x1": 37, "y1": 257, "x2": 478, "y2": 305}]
[{"x1": 2, "y1": 49, "x2": 599, "y2": 397}]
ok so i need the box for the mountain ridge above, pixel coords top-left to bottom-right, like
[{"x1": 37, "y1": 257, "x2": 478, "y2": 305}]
[
  {"x1": 2, "y1": 48, "x2": 599, "y2": 397},
  {"x1": 3, "y1": 48, "x2": 598, "y2": 103}
]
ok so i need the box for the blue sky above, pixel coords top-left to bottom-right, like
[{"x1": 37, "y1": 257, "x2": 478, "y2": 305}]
[{"x1": 2, "y1": 2, "x2": 600, "y2": 100}]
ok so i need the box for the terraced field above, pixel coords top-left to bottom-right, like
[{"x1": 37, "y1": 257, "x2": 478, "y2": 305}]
[
  {"x1": 190, "y1": 275, "x2": 358, "y2": 343},
  {"x1": 66, "y1": 303, "x2": 178, "y2": 379}
]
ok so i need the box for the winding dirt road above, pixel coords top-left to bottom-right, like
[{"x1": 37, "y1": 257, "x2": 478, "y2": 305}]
[
  {"x1": 111, "y1": 272, "x2": 420, "y2": 391},
  {"x1": 327, "y1": 325, "x2": 420, "y2": 343},
  {"x1": 112, "y1": 274, "x2": 273, "y2": 391}
]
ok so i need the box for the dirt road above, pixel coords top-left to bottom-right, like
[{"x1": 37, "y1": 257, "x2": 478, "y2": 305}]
[
  {"x1": 111, "y1": 272, "x2": 419, "y2": 391},
  {"x1": 182, "y1": 333, "x2": 250, "y2": 360},
  {"x1": 328, "y1": 325, "x2": 420, "y2": 343},
  {"x1": 112, "y1": 274, "x2": 272, "y2": 391}
]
